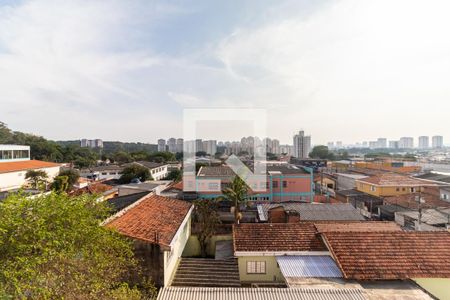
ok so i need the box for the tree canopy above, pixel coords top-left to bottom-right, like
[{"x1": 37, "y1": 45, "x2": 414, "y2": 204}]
[
  {"x1": 119, "y1": 164, "x2": 152, "y2": 184},
  {"x1": 0, "y1": 192, "x2": 153, "y2": 299}
]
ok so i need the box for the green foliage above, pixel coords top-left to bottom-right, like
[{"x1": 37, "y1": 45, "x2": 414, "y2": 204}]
[
  {"x1": 309, "y1": 145, "x2": 335, "y2": 160},
  {"x1": 51, "y1": 175, "x2": 69, "y2": 192},
  {"x1": 119, "y1": 164, "x2": 151, "y2": 184},
  {"x1": 166, "y1": 169, "x2": 182, "y2": 182},
  {"x1": 0, "y1": 192, "x2": 142, "y2": 299},
  {"x1": 113, "y1": 151, "x2": 133, "y2": 164},
  {"x1": 221, "y1": 176, "x2": 249, "y2": 224},
  {"x1": 175, "y1": 152, "x2": 183, "y2": 161},
  {"x1": 148, "y1": 152, "x2": 175, "y2": 163},
  {"x1": 58, "y1": 169, "x2": 80, "y2": 187},
  {"x1": 25, "y1": 170, "x2": 48, "y2": 190},
  {"x1": 195, "y1": 151, "x2": 207, "y2": 157},
  {"x1": 193, "y1": 199, "x2": 221, "y2": 258}
]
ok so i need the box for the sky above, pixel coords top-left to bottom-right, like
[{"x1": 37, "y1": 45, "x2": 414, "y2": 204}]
[{"x1": 0, "y1": 0, "x2": 449, "y2": 145}]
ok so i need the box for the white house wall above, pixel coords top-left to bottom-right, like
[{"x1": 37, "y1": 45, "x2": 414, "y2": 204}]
[{"x1": 0, "y1": 166, "x2": 60, "y2": 191}]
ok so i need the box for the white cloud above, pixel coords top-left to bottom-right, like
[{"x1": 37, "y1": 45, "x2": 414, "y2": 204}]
[{"x1": 1, "y1": 0, "x2": 450, "y2": 144}]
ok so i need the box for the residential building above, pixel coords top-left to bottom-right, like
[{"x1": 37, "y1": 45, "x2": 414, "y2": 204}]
[
  {"x1": 377, "y1": 138, "x2": 387, "y2": 148},
  {"x1": 293, "y1": 130, "x2": 311, "y2": 159},
  {"x1": 80, "y1": 139, "x2": 103, "y2": 148},
  {"x1": 167, "y1": 138, "x2": 177, "y2": 153},
  {"x1": 104, "y1": 193, "x2": 193, "y2": 287},
  {"x1": 176, "y1": 138, "x2": 183, "y2": 153},
  {"x1": 355, "y1": 173, "x2": 436, "y2": 197},
  {"x1": 233, "y1": 223, "x2": 328, "y2": 284},
  {"x1": 336, "y1": 173, "x2": 368, "y2": 190},
  {"x1": 130, "y1": 161, "x2": 168, "y2": 180},
  {"x1": 336, "y1": 141, "x2": 343, "y2": 148},
  {"x1": 272, "y1": 139, "x2": 280, "y2": 154},
  {"x1": 399, "y1": 137, "x2": 414, "y2": 149},
  {"x1": 335, "y1": 189, "x2": 384, "y2": 218},
  {"x1": 327, "y1": 142, "x2": 334, "y2": 149},
  {"x1": 369, "y1": 141, "x2": 378, "y2": 149},
  {"x1": 389, "y1": 140, "x2": 399, "y2": 149},
  {"x1": 157, "y1": 139, "x2": 166, "y2": 152},
  {"x1": 0, "y1": 145, "x2": 60, "y2": 191},
  {"x1": 202, "y1": 140, "x2": 217, "y2": 156},
  {"x1": 194, "y1": 165, "x2": 314, "y2": 202},
  {"x1": 79, "y1": 164, "x2": 123, "y2": 181},
  {"x1": 418, "y1": 136, "x2": 429, "y2": 149},
  {"x1": 280, "y1": 144, "x2": 293, "y2": 156},
  {"x1": 432, "y1": 135, "x2": 444, "y2": 148}
]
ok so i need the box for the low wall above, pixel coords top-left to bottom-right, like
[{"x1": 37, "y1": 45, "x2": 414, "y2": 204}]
[{"x1": 182, "y1": 234, "x2": 232, "y2": 257}]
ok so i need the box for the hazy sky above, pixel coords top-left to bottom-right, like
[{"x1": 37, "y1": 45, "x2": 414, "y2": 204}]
[{"x1": 1, "y1": 0, "x2": 449, "y2": 145}]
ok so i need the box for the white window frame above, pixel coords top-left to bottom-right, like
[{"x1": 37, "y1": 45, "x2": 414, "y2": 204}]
[{"x1": 246, "y1": 261, "x2": 266, "y2": 274}]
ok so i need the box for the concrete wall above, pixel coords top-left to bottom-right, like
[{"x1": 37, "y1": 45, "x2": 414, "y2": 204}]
[
  {"x1": 150, "y1": 165, "x2": 168, "y2": 181},
  {"x1": 163, "y1": 212, "x2": 192, "y2": 286},
  {"x1": 0, "y1": 166, "x2": 60, "y2": 191},
  {"x1": 133, "y1": 240, "x2": 164, "y2": 286},
  {"x1": 182, "y1": 234, "x2": 232, "y2": 257},
  {"x1": 237, "y1": 256, "x2": 284, "y2": 284}
]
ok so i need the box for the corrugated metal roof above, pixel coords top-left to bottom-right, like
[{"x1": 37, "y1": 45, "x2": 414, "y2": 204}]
[
  {"x1": 157, "y1": 287, "x2": 366, "y2": 300},
  {"x1": 277, "y1": 256, "x2": 342, "y2": 278}
]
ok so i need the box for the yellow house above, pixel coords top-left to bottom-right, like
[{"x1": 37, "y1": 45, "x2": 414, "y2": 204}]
[{"x1": 355, "y1": 173, "x2": 434, "y2": 197}]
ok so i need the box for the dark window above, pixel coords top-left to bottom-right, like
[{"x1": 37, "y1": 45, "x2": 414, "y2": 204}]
[
  {"x1": 282, "y1": 181, "x2": 287, "y2": 188},
  {"x1": 272, "y1": 181, "x2": 278, "y2": 188}
]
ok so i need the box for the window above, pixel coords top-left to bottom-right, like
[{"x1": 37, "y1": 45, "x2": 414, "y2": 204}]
[
  {"x1": 410, "y1": 187, "x2": 416, "y2": 193},
  {"x1": 272, "y1": 181, "x2": 278, "y2": 188},
  {"x1": 282, "y1": 181, "x2": 287, "y2": 188},
  {"x1": 402, "y1": 188, "x2": 406, "y2": 191},
  {"x1": 370, "y1": 186, "x2": 376, "y2": 192},
  {"x1": 396, "y1": 188, "x2": 400, "y2": 192},
  {"x1": 247, "y1": 261, "x2": 266, "y2": 274},
  {"x1": 101, "y1": 172, "x2": 107, "y2": 175}
]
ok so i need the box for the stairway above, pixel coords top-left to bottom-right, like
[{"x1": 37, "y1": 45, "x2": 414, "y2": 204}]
[{"x1": 171, "y1": 258, "x2": 241, "y2": 287}]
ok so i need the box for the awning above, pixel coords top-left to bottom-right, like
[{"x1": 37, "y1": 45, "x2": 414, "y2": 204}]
[{"x1": 276, "y1": 255, "x2": 342, "y2": 278}]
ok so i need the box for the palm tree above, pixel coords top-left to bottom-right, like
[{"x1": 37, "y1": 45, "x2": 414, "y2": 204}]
[
  {"x1": 25, "y1": 170, "x2": 48, "y2": 190},
  {"x1": 221, "y1": 176, "x2": 249, "y2": 224}
]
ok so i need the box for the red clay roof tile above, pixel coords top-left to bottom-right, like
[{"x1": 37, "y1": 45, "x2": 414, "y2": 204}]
[
  {"x1": 233, "y1": 223, "x2": 326, "y2": 252},
  {"x1": 106, "y1": 194, "x2": 192, "y2": 247},
  {"x1": 323, "y1": 231, "x2": 450, "y2": 280}
]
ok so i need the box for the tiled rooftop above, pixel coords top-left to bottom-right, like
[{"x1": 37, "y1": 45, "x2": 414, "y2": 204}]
[
  {"x1": 323, "y1": 231, "x2": 450, "y2": 280},
  {"x1": 356, "y1": 173, "x2": 435, "y2": 186},
  {"x1": 314, "y1": 221, "x2": 402, "y2": 233},
  {"x1": 233, "y1": 223, "x2": 326, "y2": 252},
  {"x1": 0, "y1": 159, "x2": 60, "y2": 174},
  {"x1": 384, "y1": 193, "x2": 450, "y2": 209},
  {"x1": 105, "y1": 194, "x2": 192, "y2": 247}
]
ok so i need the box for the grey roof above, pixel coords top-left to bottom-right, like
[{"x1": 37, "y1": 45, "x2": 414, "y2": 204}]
[
  {"x1": 107, "y1": 191, "x2": 150, "y2": 214},
  {"x1": 415, "y1": 172, "x2": 450, "y2": 183},
  {"x1": 266, "y1": 165, "x2": 309, "y2": 175},
  {"x1": 83, "y1": 164, "x2": 123, "y2": 172},
  {"x1": 397, "y1": 208, "x2": 450, "y2": 225},
  {"x1": 133, "y1": 161, "x2": 166, "y2": 169},
  {"x1": 157, "y1": 287, "x2": 366, "y2": 300},
  {"x1": 119, "y1": 182, "x2": 161, "y2": 191},
  {"x1": 197, "y1": 166, "x2": 235, "y2": 177},
  {"x1": 258, "y1": 203, "x2": 365, "y2": 222},
  {"x1": 277, "y1": 256, "x2": 342, "y2": 278}
]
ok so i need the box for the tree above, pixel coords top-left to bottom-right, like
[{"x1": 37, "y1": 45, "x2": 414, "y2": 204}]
[
  {"x1": 193, "y1": 199, "x2": 220, "y2": 258},
  {"x1": 0, "y1": 192, "x2": 148, "y2": 299},
  {"x1": 25, "y1": 169, "x2": 48, "y2": 190},
  {"x1": 113, "y1": 151, "x2": 132, "y2": 164},
  {"x1": 195, "y1": 151, "x2": 207, "y2": 157},
  {"x1": 51, "y1": 175, "x2": 69, "y2": 192},
  {"x1": 221, "y1": 176, "x2": 249, "y2": 224},
  {"x1": 166, "y1": 169, "x2": 182, "y2": 182},
  {"x1": 119, "y1": 164, "x2": 151, "y2": 184},
  {"x1": 58, "y1": 169, "x2": 80, "y2": 187},
  {"x1": 309, "y1": 145, "x2": 330, "y2": 159}
]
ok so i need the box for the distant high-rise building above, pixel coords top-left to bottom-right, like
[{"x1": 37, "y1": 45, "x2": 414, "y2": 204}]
[
  {"x1": 80, "y1": 138, "x2": 103, "y2": 148},
  {"x1": 377, "y1": 138, "x2": 387, "y2": 148},
  {"x1": 272, "y1": 139, "x2": 280, "y2": 154},
  {"x1": 418, "y1": 136, "x2": 429, "y2": 149},
  {"x1": 389, "y1": 140, "x2": 399, "y2": 149},
  {"x1": 195, "y1": 139, "x2": 203, "y2": 153},
  {"x1": 176, "y1": 138, "x2": 184, "y2": 153},
  {"x1": 399, "y1": 137, "x2": 414, "y2": 149},
  {"x1": 432, "y1": 136, "x2": 444, "y2": 149},
  {"x1": 202, "y1": 140, "x2": 217, "y2": 156},
  {"x1": 167, "y1": 138, "x2": 177, "y2": 153},
  {"x1": 280, "y1": 144, "x2": 294, "y2": 156},
  {"x1": 293, "y1": 130, "x2": 311, "y2": 159},
  {"x1": 362, "y1": 141, "x2": 368, "y2": 148},
  {"x1": 369, "y1": 141, "x2": 378, "y2": 149},
  {"x1": 327, "y1": 142, "x2": 335, "y2": 149},
  {"x1": 336, "y1": 141, "x2": 343, "y2": 149},
  {"x1": 157, "y1": 139, "x2": 166, "y2": 152}
]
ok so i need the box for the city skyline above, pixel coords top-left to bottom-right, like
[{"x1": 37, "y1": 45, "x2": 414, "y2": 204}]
[{"x1": 1, "y1": 0, "x2": 450, "y2": 143}]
